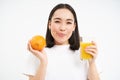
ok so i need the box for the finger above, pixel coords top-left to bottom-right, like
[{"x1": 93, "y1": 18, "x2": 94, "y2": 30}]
[
  {"x1": 85, "y1": 48, "x2": 97, "y2": 55},
  {"x1": 86, "y1": 50, "x2": 96, "y2": 57},
  {"x1": 85, "y1": 45, "x2": 98, "y2": 54},
  {"x1": 86, "y1": 45, "x2": 98, "y2": 52},
  {"x1": 41, "y1": 49, "x2": 47, "y2": 55},
  {"x1": 85, "y1": 48, "x2": 98, "y2": 60},
  {"x1": 27, "y1": 43, "x2": 29, "y2": 50},
  {"x1": 27, "y1": 41, "x2": 36, "y2": 53},
  {"x1": 91, "y1": 41, "x2": 97, "y2": 46},
  {"x1": 27, "y1": 40, "x2": 31, "y2": 49},
  {"x1": 86, "y1": 48, "x2": 97, "y2": 54},
  {"x1": 85, "y1": 50, "x2": 97, "y2": 61}
]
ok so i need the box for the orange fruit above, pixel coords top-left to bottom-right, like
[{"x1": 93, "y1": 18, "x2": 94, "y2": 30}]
[{"x1": 30, "y1": 35, "x2": 46, "y2": 51}]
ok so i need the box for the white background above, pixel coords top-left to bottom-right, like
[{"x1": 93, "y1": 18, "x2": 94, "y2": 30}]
[{"x1": 0, "y1": 0, "x2": 120, "y2": 80}]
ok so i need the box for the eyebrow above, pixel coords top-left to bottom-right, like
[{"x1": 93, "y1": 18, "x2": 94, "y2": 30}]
[{"x1": 53, "y1": 18, "x2": 73, "y2": 22}]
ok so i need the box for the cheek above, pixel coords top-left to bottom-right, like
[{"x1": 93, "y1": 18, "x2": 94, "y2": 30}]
[
  {"x1": 67, "y1": 26, "x2": 75, "y2": 33},
  {"x1": 67, "y1": 30, "x2": 73, "y2": 37},
  {"x1": 67, "y1": 27, "x2": 75, "y2": 37},
  {"x1": 50, "y1": 25, "x2": 58, "y2": 32},
  {"x1": 63, "y1": 29, "x2": 72, "y2": 38},
  {"x1": 50, "y1": 24, "x2": 59, "y2": 36}
]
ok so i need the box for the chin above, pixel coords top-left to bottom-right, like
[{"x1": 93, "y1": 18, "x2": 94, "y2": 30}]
[{"x1": 56, "y1": 40, "x2": 68, "y2": 45}]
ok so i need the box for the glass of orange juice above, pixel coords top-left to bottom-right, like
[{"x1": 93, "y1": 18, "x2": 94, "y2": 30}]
[
  {"x1": 80, "y1": 36, "x2": 95, "y2": 60},
  {"x1": 80, "y1": 42, "x2": 93, "y2": 59}
]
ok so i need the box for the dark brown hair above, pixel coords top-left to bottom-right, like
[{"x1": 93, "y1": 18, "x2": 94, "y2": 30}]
[{"x1": 46, "y1": 3, "x2": 80, "y2": 50}]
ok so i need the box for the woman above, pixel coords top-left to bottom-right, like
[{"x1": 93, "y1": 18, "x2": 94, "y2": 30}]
[{"x1": 25, "y1": 3, "x2": 100, "y2": 80}]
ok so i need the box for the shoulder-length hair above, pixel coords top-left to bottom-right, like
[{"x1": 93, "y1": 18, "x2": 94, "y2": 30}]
[{"x1": 45, "y1": 3, "x2": 80, "y2": 50}]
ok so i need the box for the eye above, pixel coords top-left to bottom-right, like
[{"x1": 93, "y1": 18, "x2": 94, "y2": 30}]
[
  {"x1": 67, "y1": 22, "x2": 72, "y2": 24},
  {"x1": 55, "y1": 21, "x2": 60, "y2": 23}
]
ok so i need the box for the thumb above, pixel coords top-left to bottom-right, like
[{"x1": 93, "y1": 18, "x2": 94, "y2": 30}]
[{"x1": 91, "y1": 41, "x2": 97, "y2": 46}]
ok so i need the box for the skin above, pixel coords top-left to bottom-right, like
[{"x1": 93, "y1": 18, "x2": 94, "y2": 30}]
[
  {"x1": 86, "y1": 41, "x2": 100, "y2": 80},
  {"x1": 49, "y1": 9, "x2": 76, "y2": 45},
  {"x1": 27, "y1": 9, "x2": 100, "y2": 80}
]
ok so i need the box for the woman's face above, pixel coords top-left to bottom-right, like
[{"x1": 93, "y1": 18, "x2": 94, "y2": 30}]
[{"x1": 49, "y1": 8, "x2": 76, "y2": 45}]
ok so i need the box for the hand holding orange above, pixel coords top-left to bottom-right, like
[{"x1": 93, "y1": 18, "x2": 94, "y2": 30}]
[{"x1": 30, "y1": 35, "x2": 46, "y2": 51}]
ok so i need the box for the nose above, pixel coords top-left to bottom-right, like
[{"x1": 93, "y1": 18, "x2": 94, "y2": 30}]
[{"x1": 59, "y1": 24, "x2": 66, "y2": 31}]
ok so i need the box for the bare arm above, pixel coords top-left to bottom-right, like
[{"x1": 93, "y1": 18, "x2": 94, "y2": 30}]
[
  {"x1": 27, "y1": 42, "x2": 48, "y2": 80},
  {"x1": 85, "y1": 41, "x2": 100, "y2": 80},
  {"x1": 87, "y1": 62, "x2": 100, "y2": 80},
  {"x1": 28, "y1": 63, "x2": 47, "y2": 80}
]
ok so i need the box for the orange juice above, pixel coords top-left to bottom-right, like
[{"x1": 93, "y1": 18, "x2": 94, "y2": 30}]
[{"x1": 80, "y1": 42, "x2": 93, "y2": 59}]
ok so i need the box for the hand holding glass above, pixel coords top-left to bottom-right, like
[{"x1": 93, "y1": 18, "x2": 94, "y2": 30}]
[{"x1": 80, "y1": 42, "x2": 93, "y2": 59}]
